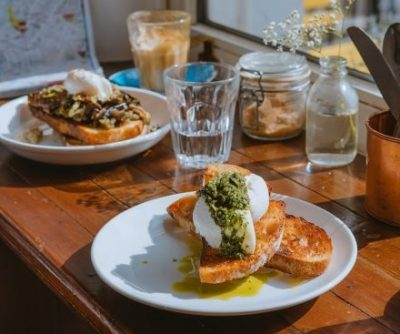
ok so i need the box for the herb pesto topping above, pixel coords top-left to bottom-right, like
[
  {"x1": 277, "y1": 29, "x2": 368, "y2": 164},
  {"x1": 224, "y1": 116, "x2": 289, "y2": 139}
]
[{"x1": 198, "y1": 172, "x2": 250, "y2": 259}]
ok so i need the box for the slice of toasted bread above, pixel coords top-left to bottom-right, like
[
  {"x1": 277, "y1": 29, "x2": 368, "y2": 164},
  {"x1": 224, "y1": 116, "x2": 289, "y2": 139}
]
[
  {"x1": 168, "y1": 163, "x2": 285, "y2": 284},
  {"x1": 267, "y1": 215, "x2": 332, "y2": 277},
  {"x1": 167, "y1": 197, "x2": 333, "y2": 278},
  {"x1": 199, "y1": 199, "x2": 285, "y2": 283},
  {"x1": 30, "y1": 108, "x2": 143, "y2": 145}
]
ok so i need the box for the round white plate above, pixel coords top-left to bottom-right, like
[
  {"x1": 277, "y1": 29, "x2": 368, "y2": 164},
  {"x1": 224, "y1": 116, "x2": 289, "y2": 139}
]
[
  {"x1": 0, "y1": 87, "x2": 170, "y2": 165},
  {"x1": 91, "y1": 192, "x2": 357, "y2": 316}
]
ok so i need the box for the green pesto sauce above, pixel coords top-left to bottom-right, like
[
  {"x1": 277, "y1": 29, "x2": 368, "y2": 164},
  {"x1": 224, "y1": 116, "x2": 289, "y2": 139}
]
[{"x1": 198, "y1": 172, "x2": 250, "y2": 259}]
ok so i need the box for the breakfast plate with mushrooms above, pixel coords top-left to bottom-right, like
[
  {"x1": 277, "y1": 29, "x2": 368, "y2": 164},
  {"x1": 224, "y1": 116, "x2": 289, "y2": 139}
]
[{"x1": 0, "y1": 70, "x2": 169, "y2": 165}]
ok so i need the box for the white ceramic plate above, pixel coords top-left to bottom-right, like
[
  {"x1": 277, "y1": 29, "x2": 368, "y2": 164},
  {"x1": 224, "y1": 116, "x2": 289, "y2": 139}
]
[
  {"x1": 91, "y1": 192, "x2": 357, "y2": 316},
  {"x1": 0, "y1": 87, "x2": 170, "y2": 165}
]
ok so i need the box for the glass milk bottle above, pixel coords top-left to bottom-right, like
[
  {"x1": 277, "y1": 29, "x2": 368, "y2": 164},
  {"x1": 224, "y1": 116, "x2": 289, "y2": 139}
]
[{"x1": 306, "y1": 56, "x2": 359, "y2": 167}]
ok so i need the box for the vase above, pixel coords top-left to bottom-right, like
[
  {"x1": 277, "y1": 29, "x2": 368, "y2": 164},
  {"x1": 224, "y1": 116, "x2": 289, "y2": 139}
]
[{"x1": 306, "y1": 56, "x2": 359, "y2": 167}]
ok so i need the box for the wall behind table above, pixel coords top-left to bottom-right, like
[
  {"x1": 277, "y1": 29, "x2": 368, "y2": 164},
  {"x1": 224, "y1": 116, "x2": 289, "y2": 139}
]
[{"x1": 89, "y1": 0, "x2": 166, "y2": 62}]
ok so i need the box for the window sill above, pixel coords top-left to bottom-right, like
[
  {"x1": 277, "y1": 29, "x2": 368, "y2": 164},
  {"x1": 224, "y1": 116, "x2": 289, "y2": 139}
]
[{"x1": 192, "y1": 23, "x2": 387, "y2": 155}]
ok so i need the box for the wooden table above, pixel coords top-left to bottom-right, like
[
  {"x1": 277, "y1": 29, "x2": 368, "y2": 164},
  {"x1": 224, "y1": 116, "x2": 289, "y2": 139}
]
[{"x1": 0, "y1": 99, "x2": 399, "y2": 334}]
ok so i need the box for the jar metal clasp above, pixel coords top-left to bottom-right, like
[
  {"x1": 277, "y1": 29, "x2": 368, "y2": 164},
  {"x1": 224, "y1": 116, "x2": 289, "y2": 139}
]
[{"x1": 238, "y1": 68, "x2": 266, "y2": 132}]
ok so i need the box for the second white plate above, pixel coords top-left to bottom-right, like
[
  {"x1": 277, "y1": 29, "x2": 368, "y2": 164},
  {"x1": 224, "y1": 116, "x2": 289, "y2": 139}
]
[
  {"x1": 0, "y1": 87, "x2": 170, "y2": 165},
  {"x1": 91, "y1": 192, "x2": 357, "y2": 316}
]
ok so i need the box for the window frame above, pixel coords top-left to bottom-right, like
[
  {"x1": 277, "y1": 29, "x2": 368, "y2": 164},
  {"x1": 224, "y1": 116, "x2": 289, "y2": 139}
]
[
  {"x1": 169, "y1": 0, "x2": 388, "y2": 155},
  {"x1": 197, "y1": 0, "x2": 374, "y2": 83}
]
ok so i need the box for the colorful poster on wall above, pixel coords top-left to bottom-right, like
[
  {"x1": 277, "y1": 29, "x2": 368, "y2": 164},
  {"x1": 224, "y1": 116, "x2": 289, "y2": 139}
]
[{"x1": 0, "y1": 0, "x2": 101, "y2": 98}]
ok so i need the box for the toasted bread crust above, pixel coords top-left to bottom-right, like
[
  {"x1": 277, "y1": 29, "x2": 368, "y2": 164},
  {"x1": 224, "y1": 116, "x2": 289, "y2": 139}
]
[
  {"x1": 199, "y1": 200, "x2": 285, "y2": 283},
  {"x1": 167, "y1": 194, "x2": 199, "y2": 237},
  {"x1": 30, "y1": 107, "x2": 143, "y2": 145},
  {"x1": 267, "y1": 215, "x2": 332, "y2": 277},
  {"x1": 203, "y1": 163, "x2": 251, "y2": 184}
]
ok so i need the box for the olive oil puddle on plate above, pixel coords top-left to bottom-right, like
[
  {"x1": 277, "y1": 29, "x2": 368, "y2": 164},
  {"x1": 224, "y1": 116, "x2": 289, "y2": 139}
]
[{"x1": 172, "y1": 238, "x2": 307, "y2": 300}]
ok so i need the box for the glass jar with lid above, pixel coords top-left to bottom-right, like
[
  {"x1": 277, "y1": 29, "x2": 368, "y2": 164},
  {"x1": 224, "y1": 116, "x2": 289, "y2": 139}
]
[{"x1": 237, "y1": 52, "x2": 311, "y2": 140}]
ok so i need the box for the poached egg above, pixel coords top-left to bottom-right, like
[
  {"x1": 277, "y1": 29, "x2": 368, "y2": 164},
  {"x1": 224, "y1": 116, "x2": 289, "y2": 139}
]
[
  {"x1": 64, "y1": 69, "x2": 113, "y2": 101},
  {"x1": 193, "y1": 173, "x2": 269, "y2": 255}
]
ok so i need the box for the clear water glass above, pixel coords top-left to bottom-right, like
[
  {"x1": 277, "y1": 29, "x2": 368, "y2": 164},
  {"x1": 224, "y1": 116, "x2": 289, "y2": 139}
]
[{"x1": 164, "y1": 62, "x2": 240, "y2": 169}]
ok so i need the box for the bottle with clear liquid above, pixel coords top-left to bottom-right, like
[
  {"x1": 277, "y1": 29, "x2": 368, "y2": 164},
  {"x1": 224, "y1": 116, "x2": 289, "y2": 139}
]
[{"x1": 306, "y1": 56, "x2": 359, "y2": 167}]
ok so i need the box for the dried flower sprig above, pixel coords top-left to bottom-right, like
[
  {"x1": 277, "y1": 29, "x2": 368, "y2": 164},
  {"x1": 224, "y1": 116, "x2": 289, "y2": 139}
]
[{"x1": 263, "y1": 0, "x2": 356, "y2": 54}]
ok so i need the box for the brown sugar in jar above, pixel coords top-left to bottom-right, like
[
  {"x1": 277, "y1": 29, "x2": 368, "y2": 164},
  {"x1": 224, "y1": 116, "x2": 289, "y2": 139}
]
[{"x1": 237, "y1": 52, "x2": 310, "y2": 141}]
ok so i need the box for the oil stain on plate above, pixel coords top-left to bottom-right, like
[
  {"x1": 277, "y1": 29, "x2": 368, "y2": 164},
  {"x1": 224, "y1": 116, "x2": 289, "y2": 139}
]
[{"x1": 172, "y1": 237, "x2": 305, "y2": 299}]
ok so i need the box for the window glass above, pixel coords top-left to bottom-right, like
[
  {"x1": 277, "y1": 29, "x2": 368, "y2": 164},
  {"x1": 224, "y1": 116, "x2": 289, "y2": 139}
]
[{"x1": 203, "y1": 0, "x2": 400, "y2": 77}]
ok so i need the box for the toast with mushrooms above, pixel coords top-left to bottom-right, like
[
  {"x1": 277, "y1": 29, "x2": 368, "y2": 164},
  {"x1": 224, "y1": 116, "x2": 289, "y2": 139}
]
[{"x1": 28, "y1": 84, "x2": 150, "y2": 145}]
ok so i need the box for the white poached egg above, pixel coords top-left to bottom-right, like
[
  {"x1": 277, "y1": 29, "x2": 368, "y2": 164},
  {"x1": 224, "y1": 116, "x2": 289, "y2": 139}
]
[{"x1": 64, "y1": 69, "x2": 113, "y2": 101}]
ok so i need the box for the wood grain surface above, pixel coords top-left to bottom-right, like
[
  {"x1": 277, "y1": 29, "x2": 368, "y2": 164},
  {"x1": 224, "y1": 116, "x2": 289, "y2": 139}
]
[{"x1": 0, "y1": 93, "x2": 399, "y2": 334}]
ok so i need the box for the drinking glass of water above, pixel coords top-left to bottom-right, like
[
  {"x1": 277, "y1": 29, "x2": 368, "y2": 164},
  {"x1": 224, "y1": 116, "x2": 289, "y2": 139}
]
[{"x1": 164, "y1": 62, "x2": 240, "y2": 169}]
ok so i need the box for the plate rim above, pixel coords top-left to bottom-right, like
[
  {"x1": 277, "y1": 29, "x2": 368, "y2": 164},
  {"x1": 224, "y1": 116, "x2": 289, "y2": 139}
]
[
  {"x1": 0, "y1": 87, "x2": 170, "y2": 152},
  {"x1": 91, "y1": 192, "x2": 358, "y2": 316}
]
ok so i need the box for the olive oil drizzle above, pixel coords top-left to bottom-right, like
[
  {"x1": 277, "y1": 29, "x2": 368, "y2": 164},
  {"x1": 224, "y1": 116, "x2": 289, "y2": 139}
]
[{"x1": 172, "y1": 237, "x2": 306, "y2": 299}]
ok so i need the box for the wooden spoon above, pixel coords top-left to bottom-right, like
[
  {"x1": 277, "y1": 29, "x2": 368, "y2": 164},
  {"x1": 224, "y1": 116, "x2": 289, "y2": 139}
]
[{"x1": 348, "y1": 26, "x2": 400, "y2": 137}]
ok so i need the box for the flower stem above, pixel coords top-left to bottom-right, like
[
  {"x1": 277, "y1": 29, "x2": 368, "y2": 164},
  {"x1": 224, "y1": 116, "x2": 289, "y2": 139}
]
[{"x1": 338, "y1": 18, "x2": 345, "y2": 57}]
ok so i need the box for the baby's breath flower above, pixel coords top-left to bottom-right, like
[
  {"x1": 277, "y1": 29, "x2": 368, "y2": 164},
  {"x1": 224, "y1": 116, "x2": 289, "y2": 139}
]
[
  {"x1": 330, "y1": 0, "x2": 341, "y2": 11},
  {"x1": 263, "y1": 0, "x2": 356, "y2": 53}
]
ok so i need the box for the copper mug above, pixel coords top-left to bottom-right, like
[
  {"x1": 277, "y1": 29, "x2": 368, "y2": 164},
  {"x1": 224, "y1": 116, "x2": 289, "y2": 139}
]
[{"x1": 365, "y1": 111, "x2": 400, "y2": 226}]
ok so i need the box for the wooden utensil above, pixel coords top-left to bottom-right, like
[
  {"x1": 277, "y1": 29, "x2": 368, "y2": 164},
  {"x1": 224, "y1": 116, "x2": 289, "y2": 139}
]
[{"x1": 348, "y1": 26, "x2": 400, "y2": 137}]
